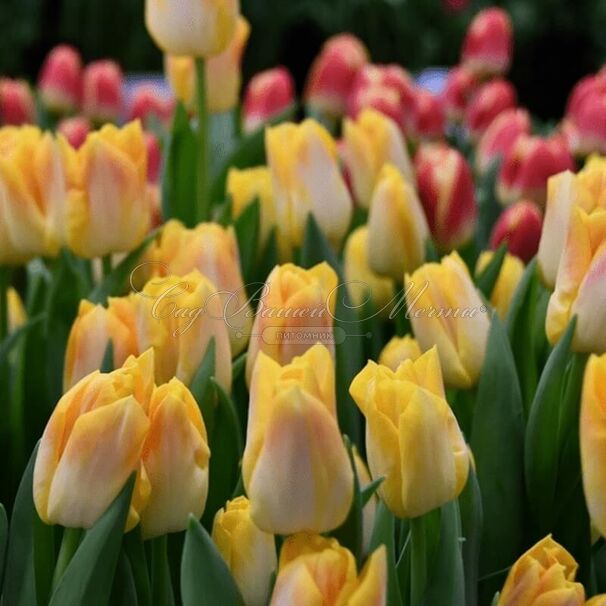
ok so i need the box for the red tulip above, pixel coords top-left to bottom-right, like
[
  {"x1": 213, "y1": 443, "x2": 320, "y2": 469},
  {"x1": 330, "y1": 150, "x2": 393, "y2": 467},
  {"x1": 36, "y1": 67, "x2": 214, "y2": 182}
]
[
  {"x1": 407, "y1": 89, "x2": 445, "y2": 140},
  {"x1": 145, "y1": 131, "x2": 162, "y2": 183},
  {"x1": 128, "y1": 85, "x2": 174, "y2": 127},
  {"x1": 565, "y1": 74, "x2": 606, "y2": 156},
  {"x1": 0, "y1": 79, "x2": 36, "y2": 125},
  {"x1": 38, "y1": 44, "x2": 82, "y2": 113},
  {"x1": 490, "y1": 200, "x2": 543, "y2": 262},
  {"x1": 57, "y1": 116, "x2": 92, "y2": 149},
  {"x1": 82, "y1": 60, "x2": 124, "y2": 123},
  {"x1": 441, "y1": 66, "x2": 479, "y2": 122},
  {"x1": 464, "y1": 78, "x2": 517, "y2": 140}
]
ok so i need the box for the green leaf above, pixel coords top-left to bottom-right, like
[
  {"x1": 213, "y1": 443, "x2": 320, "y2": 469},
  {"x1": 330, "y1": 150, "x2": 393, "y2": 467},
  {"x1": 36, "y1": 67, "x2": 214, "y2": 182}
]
[
  {"x1": 100, "y1": 340, "x2": 114, "y2": 373},
  {"x1": 233, "y1": 198, "x2": 260, "y2": 285},
  {"x1": 123, "y1": 528, "x2": 151, "y2": 606},
  {"x1": 110, "y1": 552, "x2": 139, "y2": 606},
  {"x1": 0, "y1": 504, "x2": 8, "y2": 594},
  {"x1": 0, "y1": 313, "x2": 44, "y2": 368},
  {"x1": 424, "y1": 238, "x2": 440, "y2": 263},
  {"x1": 475, "y1": 243, "x2": 507, "y2": 300},
  {"x1": 188, "y1": 338, "x2": 216, "y2": 435},
  {"x1": 475, "y1": 158, "x2": 502, "y2": 251},
  {"x1": 33, "y1": 506, "x2": 56, "y2": 605},
  {"x1": 49, "y1": 475, "x2": 136, "y2": 606},
  {"x1": 459, "y1": 469, "x2": 483, "y2": 606},
  {"x1": 361, "y1": 477, "x2": 384, "y2": 508},
  {"x1": 181, "y1": 515, "x2": 245, "y2": 606},
  {"x1": 408, "y1": 508, "x2": 442, "y2": 606},
  {"x1": 150, "y1": 536, "x2": 174, "y2": 606}
]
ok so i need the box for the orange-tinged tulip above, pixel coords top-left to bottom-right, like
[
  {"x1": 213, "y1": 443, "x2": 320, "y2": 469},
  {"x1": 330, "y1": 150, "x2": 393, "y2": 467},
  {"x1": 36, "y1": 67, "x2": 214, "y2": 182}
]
[
  {"x1": 378, "y1": 335, "x2": 422, "y2": 371},
  {"x1": 212, "y1": 496, "x2": 277, "y2": 606},
  {"x1": 271, "y1": 534, "x2": 387, "y2": 606},
  {"x1": 243, "y1": 345, "x2": 353, "y2": 534},
  {"x1": 498, "y1": 535, "x2": 584, "y2": 606},
  {"x1": 476, "y1": 251, "x2": 524, "y2": 319},
  {"x1": 7, "y1": 287, "x2": 26, "y2": 333},
  {"x1": 164, "y1": 55, "x2": 195, "y2": 110}
]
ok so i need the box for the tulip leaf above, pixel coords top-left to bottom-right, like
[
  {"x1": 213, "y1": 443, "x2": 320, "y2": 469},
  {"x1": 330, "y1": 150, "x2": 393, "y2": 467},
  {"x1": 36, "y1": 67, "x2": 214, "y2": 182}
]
[
  {"x1": 0, "y1": 503, "x2": 7, "y2": 594},
  {"x1": 233, "y1": 198, "x2": 260, "y2": 286},
  {"x1": 408, "y1": 508, "x2": 442, "y2": 606},
  {"x1": 49, "y1": 474, "x2": 136, "y2": 606},
  {"x1": 100, "y1": 340, "x2": 114, "y2": 374},
  {"x1": 123, "y1": 528, "x2": 152, "y2": 606},
  {"x1": 33, "y1": 505, "x2": 56, "y2": 605},
  {"x1": 150, "y1": 536, "x2": 175, "y2": 606},
  {"x1": 181, "y1": 515, "x2": 245, "y2": 606},
  {"x1": 0, "y1": 313, "x2": 44, "y2": 369},
  {"x1": 475, "y1": 158, "x2": 502, "y2": 252},
  {"x1": 424, "y1": 238, "x2": 440, "y2": 263},
  {"x1": 361, "y1": 477, "x2": 384, "y2": 507},
  {"x1": 459, "y1": 469, "x2": 483, "y2": 606},
  {"x1": 189, "y1": 338, "x2": 217, "y2": 435},
  {"x1": 475, "y1": 243, "x2": 507, "y2": 301},
  {"x1": 109, "y1": 552, "x2": 139, "y2": 606}
]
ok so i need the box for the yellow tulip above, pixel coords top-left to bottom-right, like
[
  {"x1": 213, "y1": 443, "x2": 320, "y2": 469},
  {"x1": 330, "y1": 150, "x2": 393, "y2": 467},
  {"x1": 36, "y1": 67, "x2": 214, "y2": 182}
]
[
  {"x1": 212, "y1": 496, "x2": 277, "y2": 606},
  {"x1": 245, "y1": 262, "x2": 337, "y2": 384},
  {"x1": 475, "y1": 251, "x2": 524, "y2": 320},
  {"x1": 350, "y1": 347, "x2": 469, "y2": 518},
  {"x1": 145, "y1": 0, "x2": 240, "y2": 58},
  {"x1": 63, "y1": 121, "x2": 151, "y2": 259},
  {"x1": 342, "y1": 108, "x2": 415, "y2": 208},
  {"x1": 367, "y1": 164, "x2": 429, "y2": 280},
  {"x1": 164, "y1": 55, "x2": 195, "y2": 110},
  {"x1": 378, "y1": 335, "x2": 422, "y2": 371},
  {"x1": 243, "y1": 345, "x2": 353, "y2": 534},
  {"x1": 588, "y1": 596, "x2": 606, "y2": 605},
  {"x1": 498, "y1": 535, "x2": 584, "y2": 606},
  {"x1": 7, "y1": 287, "x2": 26, "y2": 333},
  {"x1": 265, "y1": 119, "x2": 352, "y2": 260},
  {"x1": 270, "y1": 534, "x2": 387, "y2": 606},
  {"x1": 405, "y1": 252, "x2": 491, "y2": 389},
  {"x1": 343, "y1": 226, "x2": 394, "y2": 313},
  {"x1": 546, "y1": 207, "x2": 606, "y2": 353}
]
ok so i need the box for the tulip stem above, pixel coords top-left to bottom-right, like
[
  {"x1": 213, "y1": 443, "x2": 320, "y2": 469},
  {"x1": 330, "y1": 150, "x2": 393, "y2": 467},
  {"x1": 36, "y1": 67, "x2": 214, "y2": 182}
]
[
  {"x1": 0, "y1": 267, "x2": 9, "y2": 343},
  {"x1": 101, "y1": 255, "x2": 113, "y2": 278},
  {"x1": 195, "y1": 57, "x2": 211, "y2": 224},
  {"x1": 410, "y1": 516, "x2": 428, "y2": 606},
  {"x1": 151, "y1": 535, "x2": 174, "y2": 606},
  {"x1": 52, "y1": 527, "x2": 83, "y2": 589}
]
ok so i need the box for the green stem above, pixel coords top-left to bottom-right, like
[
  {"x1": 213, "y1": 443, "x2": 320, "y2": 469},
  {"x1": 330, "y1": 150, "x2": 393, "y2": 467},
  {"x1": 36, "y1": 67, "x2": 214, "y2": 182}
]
[
  {"x1": 101, "y1": 255, "x2": 113, "y2": 278},
  {"x1": 195, "y1": 57, "x2": 211, "y2": 223},
  {"x1": 124, "y1": 529, "x2": 152, "y2": 606},
  {"x1": 151, "y1": 535, "x2": 174, "y2": 606},
  {"x1": 0, "y1": 267, "x2": 9, "y2": 342},
  {"x1": 52, "y1": 528, "x2": 82, "y2": 590},
  {"x1": 410, "y1": 515, "x2": 427, "y2": 606}
]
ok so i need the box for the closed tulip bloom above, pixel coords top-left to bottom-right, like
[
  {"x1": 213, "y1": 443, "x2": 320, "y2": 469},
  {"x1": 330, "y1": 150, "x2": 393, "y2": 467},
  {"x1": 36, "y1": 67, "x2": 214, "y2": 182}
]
[
  {"x1": 378, "y1": 335, "x2": 422, "y2": 371},
  {"x1": 7, "y1": 287, "x2": 26, "y2": 333},
  {"x1": 245, "y1": 262, "x2": 337, "y2": 384},
  {"x1": 38, "y1": 45, "x2": 82, "y2": 114},
  {"x1": 57, "y1": 116, "x2": 92, "y2": 149},
  {"x1": 464, "y1": 79, "x2": 517, "y2": 140},
  {"x1": 350, "y1": 347, "x2": 469, "y2": 518},
  {"x1": 498, "y1": 535, "x2": 584, "y2": 606},
  {"x1": 476, "y1": 251, "x2": 524, "y2": 319},
  {"x1": 265, "y1": 120, "x2": 353, "y2": 260},
  {"x1": 244, "y1": 345, "x2": 353, "y2": 534},
  {"x1": 63, "y1": 120, "x2": 151, "y2": 259},
  {"x1": 405, "y1": 252, "x2": 491, "y2": 389},
  {"x1": 146, "y1": 0, "x2": 240, "y2": 58},
  {"x1": 407, "y1": 89, "x2": 445, "y2": 141},
  {"x1": 127, "y1": 86, "x2": 174, "y2": 127},
  {"x1": 82, "y1": 60, "x2": 123, "y2": 124},
  {"x1": 271, "y1": 535, "x2": 387, "y2": 606},
  {"x1": 344, "y1": 226, "x2": 395, "y2": 313},
  {"x1": 164, "y1": 55, "x2": 195, "y2": 110},
  {"x1": 139, "y1": 378, "x2": 210, "y2": 538},
  {"x1": 490, "y1": 200, "x2": 543, "y2": 263},
  {"x1": 212, "y1": 497, "x2": 277, "y2": 606},
  {"x1": 415, "y1": 143, "x2": 477, "y2": 251},
  {"x1": 145, "y1": 131, "x2": 162, "y2": 183},
  {"x1": 588, "y1": 597, "x2": 606, "y2": 606},
  {"x1": 367, "y1": 164, "x2": 429, "y2": 279},
  {"x1": 347, "y1": 82, "x2": 405, "y2": 129},
  {"x1": 565, "y1": 74, "x2": 606, "y2": 156},
  {"x1": 242, "y1": 67, "x2": 295, "y2": 133},
  {"x1": 342, "y1": 108, "x2": 415, "y2": 208},
  {"x1": 546, "y1": 207, "x2": 606, "y2": 353},
  {"x1": 0, "y1": 79, "x2": 36, "y2": 126},
  {"x1": 441, "y1": 67, "x2": 479, "y2": 123}
]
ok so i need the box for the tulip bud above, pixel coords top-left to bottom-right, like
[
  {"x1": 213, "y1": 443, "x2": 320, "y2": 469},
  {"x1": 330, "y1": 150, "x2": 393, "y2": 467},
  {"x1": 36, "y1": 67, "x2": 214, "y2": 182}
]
[
  {"x1": 475, "y1": 251, "x2": 524, "y2": 319},
  {"x1": 347, "y1": 81, "x2": 405, "y2": 128},
  {"x1": 146, "y1": 0, "x2": 240, "y2": 58},
  {"x1": 367, "y1": 164, "x2": 429, "y2": 279},
  {"x1": 145, "y1": 131, "x2": 162, "y2": 183},
  {"x1": 7, "y1": 287, "x2": 26, "y2": 333},
  {"x1": 498, "y1": 535, "x2": 584, "y2": 605},
  {"x1": 476, "y1": 107, "x2": 531, "y2": 173},
  {"x1": 342, "y1": 108, "x2": 415, "y2": 208},
  {"x1": 497, "y1": 135, "x2": 575, "y2": 206},
  {"x1": 242, "y1": 67, "x2": 295, "y2": 133},
  {"x1": 243, "y1": 345, "x2": 353, "y2": 534},
  {"x1": 82, "y1": 60, "x2": 123, "y2": 124},
  {"x1": 350, "y1": 347, "x2": 470, "y2": 518},
  {"x1": 0, "y1": 79, "x2": 36, "y2": 126},
  {"x1": 461, "y1": 8, "x2": 513, "y2": 77},
  {"x1": 305, "y1": 34, "x2": 369, "y2": 119},
  {"x1": 464, "y1": 79, "x2": 517, "y2": 140},
  {"x1": 415, "y1": 143, "x2": 477, "y2": 251},
  {"x1": 271, "y1": 535, "x2": 387, "y2": 606},
  {"x1": 164, "y1": 55, "x2": 195, "y2": 110},
  {"x1": 565, "y1": 74, "x2": 606, "y2": 156},
  {"x1": 378, "y1": 335, "x2": 422, "y2": 371},
  {"x1": 127, "y1": 85, "x2": 174, "y2": 127},
  {"x1": 212, "y1": 497, "x2": 277, "y2": 606},
  {"x1": 344, "y1": 226, "x2": 395, "y2": 313},
  {"x1": 265, "y1": 120, "x2": 352, "y2": 260},
  {"x1": 546, "y1": 207, "x2": 606, "y2": 353},
  {"x1": 405, "y1": 252, "x2": 491, "y2": 389},
  {"x1": 490, "y1": 200, "x2": 543, "y2": 262},
  {"x1": 407, "y1": 89, "x2": 446, "y2": 140},
  {"x1": 441, "y1": 66, "x2": 479, "y2": 123},
  {"x1": 63, "y1": 120, "x2": 152, "y2": 259},
  {"x1": 38, "y1": 44, "x2": 82, "y2": 114},
  {"x1": 57, "y1": 116, "x2": 92, "y2": 149}
]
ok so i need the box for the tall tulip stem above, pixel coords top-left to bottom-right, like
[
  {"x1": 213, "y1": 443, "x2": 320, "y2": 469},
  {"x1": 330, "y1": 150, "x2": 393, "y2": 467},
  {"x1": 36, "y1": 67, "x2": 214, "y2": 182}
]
[
  {"x1": 151, "y1": 535, "x2": 174, "y2": 605},
  {"x1": 195, "y1": 57, "x2": 211, "y2": 223},
  {"x1": 0, "y1": 267, "x2": 8, "y2": 342},
  {"x1": 410, "y1": 515, "x2": 428, "y2": 606},
  {"x1": 52, "y1": 527, "x2": 83, "y2": 589}
]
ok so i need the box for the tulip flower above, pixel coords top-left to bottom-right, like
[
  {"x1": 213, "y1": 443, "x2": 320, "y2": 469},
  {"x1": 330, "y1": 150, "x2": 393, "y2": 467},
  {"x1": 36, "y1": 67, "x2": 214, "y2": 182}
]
[
  {"x1": 149, "y1": 220, "x2": 253, "y2": 355},
  {"x1": 415, "y1": 143, "x2": 477, "y2": 251},
  {"x1": 242, "y1": 67, "x2": 295, "y2": 133},
  {"x1": 546, "y1": 207, "x2": 606, "y2": 353},
  {"x1": 271, "y1": 534, "x2": 387, "y2": 606},
  {"x1": 0, "y1": 79, "x2": 36, "y2": 126},
  {"x1": 243, "y1": 345, "x2": 354, "y2": 534},
  {"x1": 63, "y1": 120, "x2": 152, "y2": 259},
  {"x1": 475, "y1": 251, "x2": 524, "y2": 319},
  {"x1": 407, "y1": 89, "x2": 446, "y2": 140},
  {"x1": 497, "y1": 535, "x2": 584, "y2": 605},
  {"x1": 212, "y1": 497, "x2": 277, "y2": 606},
  {"x1": 588, "y1": 597, "x2": 606, "y2": 606},
  {"x1": 350, "y1": 347, "x2": 470, "y2": 518},
  {"x1": 139, "y1": 378, "x2": 210, "y2": 538},
  {"x1": 127, "y1": 85, "x2": 174, "y2": 127},
  {"x1": 476, "y1": 108, "x2": 531, "y2": 173},
  {"x1": 7, "y1": 287, "x2": 26, "y2": 333},
  {"x1": 366, "y1": 164, "x2": 429, "y2": 279},
  {"x1": 82, "y1": 60, "x2": 124, "y2": 124},
  {"x1": 245, "y1": 262, "x2": 337, "y2": 383},
  {"x1": 265, "y1": 120, "x2": 353, "y2": 260},
  {"x1": 164, "y1": 55, "x2": 195, "y2": 111},
  {"x1": 343, "y1": 226, "x2": 395, "y2": 312},
  {"x1": 497, "y1": 135, "x2": 575, "y2": 206},
  {"x1": 461, "y1": 8, "x2": 513, "y2": 77},
  {"x1": 305, "y1": 34, "x2": 369, "y2": 119},
  {"x1": 490, "y1": 200, "x2": 543, "y2": 263},
  {"x1": 33, "y1": 350, "x2": 156, "y2": 530},
  {"x1": 405, "y1": 252, "x2": 491, "y2": 389},
  {"x1": 347, "y1": 81, "x2": 405, "y2": 128},
  {"x1": 441, "y1": 66, "x2": 479, "y2": 123},
  {"x1": 57, "y1": 116, "x2": 92, "y2": 149},
  {"x1": 342, "y1": 108, "x2": 415, "y2": 208},
  {"x1": 378, "y1": 335, "x2": 422, "y2": 371},
  {"x1": 38, "y1": 44, "x2": 82, "y2": 114},
  {"x1": 464, "y1": 79, "x2": 517, "y2": 140},
  {"x1": 145, "y1": 131, "x2": 162, "y2": 183}
]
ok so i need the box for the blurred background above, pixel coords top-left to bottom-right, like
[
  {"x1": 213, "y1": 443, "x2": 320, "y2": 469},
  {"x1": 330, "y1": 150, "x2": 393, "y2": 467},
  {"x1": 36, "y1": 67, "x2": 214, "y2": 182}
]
[{"x1": 1, "y1": 0, "x2": 605, "y2": 121}]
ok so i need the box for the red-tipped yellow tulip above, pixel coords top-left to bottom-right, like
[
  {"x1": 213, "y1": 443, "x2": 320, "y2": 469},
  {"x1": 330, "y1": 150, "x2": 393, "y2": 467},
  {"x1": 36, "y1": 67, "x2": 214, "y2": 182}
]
[
  {"x1": 441, "y1": 67, "x2": 479, "y2": 123},
  {"x1": 476, "y1": 251, "x2": 524, "y2": 320},
  {"x1": 57, "y1": 116, "x2": 91, "y2": 150},
  {"x1": 81, "y1": 60, "x2": 123, "y2": 124},
  {"x1": 490, "y1": 200, "x2": 543, "y2": 263},
  {"x1": 38, "y1": 44, "x2": 83, "y2": 114},
  {"x1": 378, "y1": 335, "x2": 422, "y2": 371},
  {"x1": 464, "y1": 79, "x2": 516, "y2": 141}
]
